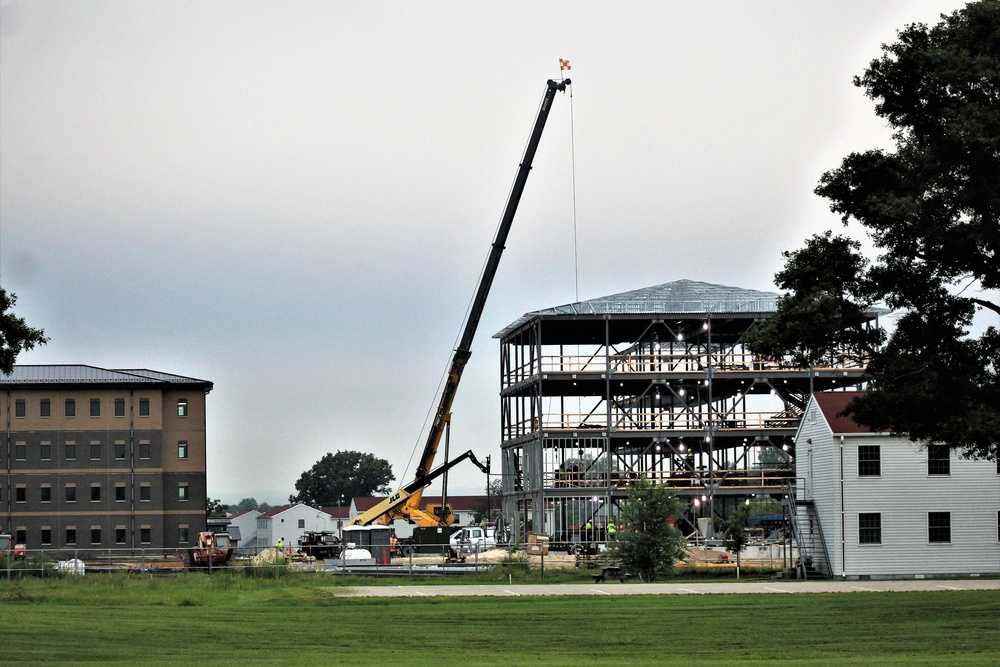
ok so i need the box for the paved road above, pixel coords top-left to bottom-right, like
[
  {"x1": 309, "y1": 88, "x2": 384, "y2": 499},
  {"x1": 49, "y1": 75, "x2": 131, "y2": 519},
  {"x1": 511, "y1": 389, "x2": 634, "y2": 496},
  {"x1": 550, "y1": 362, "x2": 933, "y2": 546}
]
[{"x1": 332, "y1": 578, "x2": 999, "y2": 597}]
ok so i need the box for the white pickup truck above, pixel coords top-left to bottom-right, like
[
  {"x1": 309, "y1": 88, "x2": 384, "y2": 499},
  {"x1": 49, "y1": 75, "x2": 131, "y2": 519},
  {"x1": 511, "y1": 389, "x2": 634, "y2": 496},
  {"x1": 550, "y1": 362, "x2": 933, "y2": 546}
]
[{"x1": 449, "y1": 526, "x2": 497, "y2": 552}]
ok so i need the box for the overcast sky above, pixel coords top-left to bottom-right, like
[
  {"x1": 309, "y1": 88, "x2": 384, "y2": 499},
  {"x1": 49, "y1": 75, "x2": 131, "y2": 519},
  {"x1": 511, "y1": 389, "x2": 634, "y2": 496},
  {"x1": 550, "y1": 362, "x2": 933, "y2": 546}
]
[{"x1": 1, "y1": 1, "x2": 976, "y2": 504}]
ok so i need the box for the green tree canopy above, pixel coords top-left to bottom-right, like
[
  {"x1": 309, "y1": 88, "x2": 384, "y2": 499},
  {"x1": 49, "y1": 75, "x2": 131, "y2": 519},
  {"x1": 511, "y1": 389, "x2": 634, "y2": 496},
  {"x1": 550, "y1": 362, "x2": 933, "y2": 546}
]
[
  {"x1": 0, "y1": 288, "x2": 48, "y2": 375},
  {"x1": 290, "y1": 450, "x2": 394, "y2": 507},
  {"x1": 232, "y1": 497, "x2": 272, "y2": 513},
  {"x1": 748, "y1": 1, "x2": 1000, "y2": 460},
  {"x1": 207, "y1": 498, "x2": 228, "y2": 518},
  {"x1": 612, "y1": 477, "x2": 687, "y2": 582},
  {"x1": 721, "y1": 503, "x2": 753, "y2": 579}
]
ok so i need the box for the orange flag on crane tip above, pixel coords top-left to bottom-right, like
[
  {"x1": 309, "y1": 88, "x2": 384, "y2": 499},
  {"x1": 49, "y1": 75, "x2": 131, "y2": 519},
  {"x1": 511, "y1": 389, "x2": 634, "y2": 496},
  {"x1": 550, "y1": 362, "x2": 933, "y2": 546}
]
[{"x1": 559, "y1": 58, "x2": 571, "y2": 71}]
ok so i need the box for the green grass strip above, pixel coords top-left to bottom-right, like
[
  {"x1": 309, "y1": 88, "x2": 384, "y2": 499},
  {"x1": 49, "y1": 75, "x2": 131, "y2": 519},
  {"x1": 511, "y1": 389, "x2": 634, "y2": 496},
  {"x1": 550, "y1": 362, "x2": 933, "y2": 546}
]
[{"x1": 1, "y1": 575, "x2": 997, "y2": 666}]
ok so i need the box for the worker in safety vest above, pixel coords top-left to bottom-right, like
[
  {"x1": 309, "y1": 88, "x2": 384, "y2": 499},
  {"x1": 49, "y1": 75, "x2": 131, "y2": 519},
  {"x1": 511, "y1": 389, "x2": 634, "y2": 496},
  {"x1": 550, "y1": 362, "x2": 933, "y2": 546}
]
[
  {"x1": 607, "y1": 522, "x2": 617, "y2": 540},
  {"x1": 584, "y1": 520, "x2": 592, "y2": 541}
]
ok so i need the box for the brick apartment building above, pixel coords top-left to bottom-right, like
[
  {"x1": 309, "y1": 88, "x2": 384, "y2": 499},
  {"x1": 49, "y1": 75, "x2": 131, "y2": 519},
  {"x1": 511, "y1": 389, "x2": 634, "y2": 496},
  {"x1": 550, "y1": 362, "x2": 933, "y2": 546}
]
[{"x1": 1, "y1": 365, "x2": 213, "y2": 553}]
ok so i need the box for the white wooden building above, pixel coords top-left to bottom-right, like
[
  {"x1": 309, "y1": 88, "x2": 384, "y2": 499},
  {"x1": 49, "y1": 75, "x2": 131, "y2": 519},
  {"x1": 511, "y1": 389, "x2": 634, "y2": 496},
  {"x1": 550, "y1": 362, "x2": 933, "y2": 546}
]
[
  {"x1": 226, "y1": 509, "x2": 261, "y2": 554},
  {"x1": 253, "y1": 503, "x2": 336, "y2": 552},
  {"x1": 795, "y1": 391, "x2": 1000, "y2": 579}
]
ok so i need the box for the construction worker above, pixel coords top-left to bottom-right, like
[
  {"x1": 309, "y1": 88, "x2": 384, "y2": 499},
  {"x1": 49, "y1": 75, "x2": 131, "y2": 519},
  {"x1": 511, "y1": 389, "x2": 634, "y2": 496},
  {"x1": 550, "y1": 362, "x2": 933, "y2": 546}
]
[
  {"x1": 584, "y1": 520, "x2": 593, "y2": 541},
  {"x1": 607, "y1": 522, "x2": 617, "y2": 540}
]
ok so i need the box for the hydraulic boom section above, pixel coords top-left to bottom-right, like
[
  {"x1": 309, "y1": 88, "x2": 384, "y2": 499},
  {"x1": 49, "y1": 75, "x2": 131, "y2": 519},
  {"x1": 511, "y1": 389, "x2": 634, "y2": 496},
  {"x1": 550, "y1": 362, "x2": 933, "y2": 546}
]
[{"x1": 353, "y1": 78, "x2": 570, "y2": 528}]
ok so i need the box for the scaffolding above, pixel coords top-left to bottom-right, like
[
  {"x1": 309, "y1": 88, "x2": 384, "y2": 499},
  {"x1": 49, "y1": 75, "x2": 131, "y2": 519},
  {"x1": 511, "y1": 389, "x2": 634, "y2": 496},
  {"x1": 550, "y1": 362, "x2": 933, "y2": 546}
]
[{"x1": 495, "y1": 279, "x2": 873, "y2": 548}]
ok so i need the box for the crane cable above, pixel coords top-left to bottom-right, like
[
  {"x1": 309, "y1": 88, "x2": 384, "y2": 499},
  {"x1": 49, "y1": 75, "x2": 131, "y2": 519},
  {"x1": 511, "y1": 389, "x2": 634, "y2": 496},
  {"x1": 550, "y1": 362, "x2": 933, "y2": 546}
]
[
  {"x1": 400, "y1": 85, "x2": 555, "y2": 486},
  {"x1": 564, "y1": 68, "x2": 579, "y2": 302}
]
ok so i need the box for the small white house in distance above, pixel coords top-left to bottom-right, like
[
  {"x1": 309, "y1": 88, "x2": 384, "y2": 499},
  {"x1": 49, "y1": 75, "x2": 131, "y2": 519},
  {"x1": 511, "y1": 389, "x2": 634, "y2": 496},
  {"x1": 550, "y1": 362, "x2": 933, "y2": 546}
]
[
  {"x1": 227, "y1": 509, "x2": 262, "y2": 554},
  {"x1": 255, "y1": 503, "x2": 335, "y2": 551},
  {"x1": 796, "y1": 390, "x2": 1000, "y2": 579}
]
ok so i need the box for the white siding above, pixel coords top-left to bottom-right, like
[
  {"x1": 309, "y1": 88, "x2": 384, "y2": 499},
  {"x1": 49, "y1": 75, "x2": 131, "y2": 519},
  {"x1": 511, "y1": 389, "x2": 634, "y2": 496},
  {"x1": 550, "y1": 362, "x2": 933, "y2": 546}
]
[
  {"x1": 795, "y1": 402, "x2": 840, "y2": 573},
  {"x1": 800, "y1": 393, "x2": 1000, "y2": 579},
  {"x1": 840, "y1": 440, "x2": 1000, "y2": 577}
]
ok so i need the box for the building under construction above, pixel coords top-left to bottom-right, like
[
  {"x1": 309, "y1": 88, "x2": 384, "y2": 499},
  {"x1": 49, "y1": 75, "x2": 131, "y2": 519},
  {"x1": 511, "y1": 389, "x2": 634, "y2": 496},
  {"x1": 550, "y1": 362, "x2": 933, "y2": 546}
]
[{"x1": 494, "y1": 279, "x2": 872, "y2": 547}]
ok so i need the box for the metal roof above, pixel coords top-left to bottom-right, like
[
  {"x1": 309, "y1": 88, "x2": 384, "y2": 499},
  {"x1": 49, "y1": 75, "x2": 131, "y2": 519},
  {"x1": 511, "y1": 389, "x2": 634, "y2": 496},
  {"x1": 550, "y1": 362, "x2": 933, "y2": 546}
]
[
  {"x1": 0, "y1": 365, "x2": 213, "y2": 390},
  {"x1": 495, "y1": 279, "x2": 779, "y2": 338}
]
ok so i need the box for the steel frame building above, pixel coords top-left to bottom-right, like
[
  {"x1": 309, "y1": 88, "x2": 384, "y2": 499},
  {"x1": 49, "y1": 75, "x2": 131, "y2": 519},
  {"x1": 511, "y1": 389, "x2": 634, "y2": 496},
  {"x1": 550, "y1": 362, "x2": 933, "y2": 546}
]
[{"x1": 494, "y1": 280, "x2": 870, "y2": 546}]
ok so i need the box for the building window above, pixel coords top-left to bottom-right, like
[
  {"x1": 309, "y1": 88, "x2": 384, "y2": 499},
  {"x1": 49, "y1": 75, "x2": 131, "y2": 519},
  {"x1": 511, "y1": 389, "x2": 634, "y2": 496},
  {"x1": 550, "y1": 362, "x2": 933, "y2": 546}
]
[
  {"x1": 139, "y1": 398, "x2": 150, "y2": 416},
  {"x1": 139, "y1": 443, "x2": 150, "y2": 459},
  {"x1": 66, "y1": 528, "x2": 77, "y2": 545},
  {"x1": 140, "y1": 485, "x2": 151, "y2": 502},
  {"x1": 298, "y1": 519, "x2": 305, "y2": 529},
  {"x1": 115, "y1": 443, "x2": 126, "y2": 459},
  {"x1": 65, "y1": 486, "x2": 76, "y2": 502},
  {"x1": 177, "y1": 399, "x2": 188, "y2": 417},
  {"x1": 178, "y1": 442, "x2": 188, "y2": 459},
  {"x1": 179, "y1": 527, "x2": 189, "y2": 543},
  {"x1": 115, "y1": 485, "x2": 126, "y2": 502},
  {"x1": 115, "y1": 398, "x2": 125, "y2": 417},
  {"x1": 15, "y1": 399, "x2": 25, "y2": 418},
  {"x1": 65, "y1": 398, "x2": 76, "y2": 417},
  {"x1": 65, "y1": 444, "x2": 76, "y2": 460},
  {"x1": 858, "y1": 513, "x2": 882, "y2": 545},
  {"x1": 928, "y1": 445, "x2": 950, "y2": 476},
  {"x1": 15, "y1": 528, "x2": 26, "y2": 544},
  {"x1": 178, "y1": 485, "x2": 189, "y2": 501},
  {"x1": 91, "y1": 527, "x2": 101, "y2": 545},
  {"x1": 90, "y1": 444, "x2": 101, "y2": 460},
  {"x1": 15, "y1": 486, "x2": 26, "y2": 503},
  {"x1": 41, "y1": 399, "x2": 51, "y2": 417},
  {"x1": 928, "y1": 512, "x2": 951, "y2": 544},
  {"x1": 858, "y1": 445, "x2": 881, "y2": 477},
  {"x1": 14, "y1": 444, "x2": 26, "y2": 461},
  {"x1": 90, "y1": 399, "x2": 100, "y2": 417},
  {"x1": 40, "y1": 486, "x2": 51, "y2": 503},
  {"x1": 91, "y1": 485, "x2": 101, "y2": 502},
  {"x1": 116, "y1": 527, "x2": 127, "y2": 544},
  {"x1": 41, "y1": 528, "x2": 52, "y2": 545},
  {"x1": 140, "y1": 526, "x2": 151, "y2": 544},
  {"x1": 40, "y1": 444, "x2": 51, "y2": 460}
]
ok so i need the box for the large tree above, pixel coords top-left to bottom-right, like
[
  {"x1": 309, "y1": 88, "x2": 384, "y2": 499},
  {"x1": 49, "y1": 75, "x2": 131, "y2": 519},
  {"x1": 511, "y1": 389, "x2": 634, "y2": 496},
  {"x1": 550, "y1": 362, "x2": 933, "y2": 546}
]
[
  {"x1": 611, "y1": 477, "x2": 687, "y2": 582},
  {"x1": 290, "y1": 450, "x2": 394, "y2": 507},
  {"x1": 1, "y1": 288, "x2": 48, "y2": 374},
  {"x1": 749, "y1": 1, "x2": 1000, "y2": 460}
]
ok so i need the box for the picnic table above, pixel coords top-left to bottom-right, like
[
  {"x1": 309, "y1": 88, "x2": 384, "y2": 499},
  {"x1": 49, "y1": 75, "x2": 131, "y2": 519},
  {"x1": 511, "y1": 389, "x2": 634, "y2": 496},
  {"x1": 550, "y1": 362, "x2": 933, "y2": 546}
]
[{"x1": 592, "y1": 566, "x2": 631, "y2": 583}]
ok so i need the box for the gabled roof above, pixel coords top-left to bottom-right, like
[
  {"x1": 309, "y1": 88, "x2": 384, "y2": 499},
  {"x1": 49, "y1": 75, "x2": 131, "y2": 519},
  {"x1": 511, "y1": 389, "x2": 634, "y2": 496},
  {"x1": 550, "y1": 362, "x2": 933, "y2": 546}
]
[
  {"x1": 496, "y1": 279, "x2": 778, "y2": 338},
  {"x1": 320, "y1": 506, "x2": 351, "y2": 520},
  {"x1": 228, "y1": 509, "x2": 262, "y2": 520},
  {"x1": 813, "y1": 391, "x2": 871, "y2": 434},
  {"x1": 1, "y1": 365, "x2": 213, "y2": 390},
  {"x1": 257, "y1": 503, "x2": 301, "y2": 518}
]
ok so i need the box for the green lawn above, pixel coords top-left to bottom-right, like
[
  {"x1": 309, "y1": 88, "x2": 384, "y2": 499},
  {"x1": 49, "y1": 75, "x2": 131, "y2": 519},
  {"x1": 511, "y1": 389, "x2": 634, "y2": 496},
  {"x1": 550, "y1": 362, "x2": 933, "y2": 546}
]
[{"x1": 1, "y1": 574, "x2": 997, "y2": 666}]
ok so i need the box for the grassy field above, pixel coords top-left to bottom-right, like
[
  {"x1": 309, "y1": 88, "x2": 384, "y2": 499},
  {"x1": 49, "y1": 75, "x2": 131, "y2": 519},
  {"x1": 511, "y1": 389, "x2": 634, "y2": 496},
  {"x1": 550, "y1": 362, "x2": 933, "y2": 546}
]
[{"x1": 1, "y1": 573, "x2": 997, "y2": 666}]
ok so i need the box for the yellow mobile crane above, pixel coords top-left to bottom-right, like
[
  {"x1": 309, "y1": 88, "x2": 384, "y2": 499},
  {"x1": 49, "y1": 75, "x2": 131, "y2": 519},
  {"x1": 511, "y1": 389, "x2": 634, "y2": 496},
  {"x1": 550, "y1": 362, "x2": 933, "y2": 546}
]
[{"x1": 350, "y1": 78, "x2": 571, "y2": 533}]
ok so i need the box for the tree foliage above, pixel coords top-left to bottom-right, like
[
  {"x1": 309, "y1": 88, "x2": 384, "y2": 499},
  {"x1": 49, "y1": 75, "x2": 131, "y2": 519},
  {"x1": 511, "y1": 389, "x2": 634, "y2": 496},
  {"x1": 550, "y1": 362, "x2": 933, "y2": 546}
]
[
  {"x1": 611, "y1": 477, "x2": 687, "y2": 582},
  {"x1": 232, "y1": 497, "x2": 272, "y2": 513},
  {"x1": 0, "y1": 288, "x2": 48, "y2": 375},
  {"x1": 748, "y1": 1, "x2": 1000, "y2": 460},
  {"x1": 721, "y1": 503, "x2": 752, "y2": 579},
  {"x1": 207, "y1": 498, "x2": 228, "y2": 518},
  {"x1": 290, "y1": 450, "x2": 394, "y2": 507}
]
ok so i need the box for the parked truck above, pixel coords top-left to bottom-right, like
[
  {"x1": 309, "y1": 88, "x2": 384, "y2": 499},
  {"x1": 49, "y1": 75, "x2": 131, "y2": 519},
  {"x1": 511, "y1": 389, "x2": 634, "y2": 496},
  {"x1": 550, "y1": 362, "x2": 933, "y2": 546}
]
[
  {"x1": 449, "y1": 525, "x2": 499, "y2": 552},
  {"x1": 298, "y1": 530, "x2": 343, "y2": 560}
]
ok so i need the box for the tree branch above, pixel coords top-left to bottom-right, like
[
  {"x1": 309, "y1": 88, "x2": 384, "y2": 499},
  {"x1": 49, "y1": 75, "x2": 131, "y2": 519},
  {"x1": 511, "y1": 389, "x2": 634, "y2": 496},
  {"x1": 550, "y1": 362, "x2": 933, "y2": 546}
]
[{"x1": 969, "y1": 297, "x2": 1000, "y2": 317}]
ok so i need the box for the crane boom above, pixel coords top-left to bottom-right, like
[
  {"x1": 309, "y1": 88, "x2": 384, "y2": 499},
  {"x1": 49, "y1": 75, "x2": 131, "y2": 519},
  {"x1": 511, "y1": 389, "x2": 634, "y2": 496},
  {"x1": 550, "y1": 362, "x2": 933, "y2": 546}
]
[{"x1": 352, "y1": 78, "x2": 570, "y2": 528}]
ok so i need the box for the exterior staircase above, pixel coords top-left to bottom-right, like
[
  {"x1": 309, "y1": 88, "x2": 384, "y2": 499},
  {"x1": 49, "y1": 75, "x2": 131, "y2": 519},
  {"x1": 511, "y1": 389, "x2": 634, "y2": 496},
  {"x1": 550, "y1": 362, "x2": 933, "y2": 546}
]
[{"x1": 783, "y1": 481, "x2": 832, "y2": 579}]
